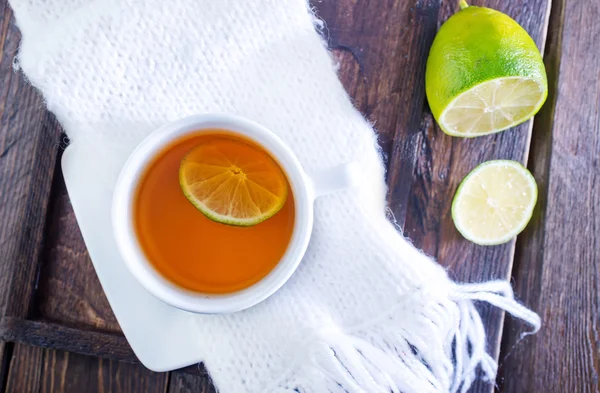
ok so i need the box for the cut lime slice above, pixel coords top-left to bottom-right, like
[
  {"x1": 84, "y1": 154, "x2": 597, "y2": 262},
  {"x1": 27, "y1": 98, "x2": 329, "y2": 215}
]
[
  {"x1": 452, "y1": 160, "x2": 537, "y2": 245},
  {"x1": 179, "y1": 137, "x2": 288, "y2": 227}
]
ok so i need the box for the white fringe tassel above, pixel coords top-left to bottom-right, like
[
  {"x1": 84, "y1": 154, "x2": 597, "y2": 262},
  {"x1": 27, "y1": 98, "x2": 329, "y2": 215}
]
[{"x1": 272, "y1": 280, "x2": 540, "y2": 393}]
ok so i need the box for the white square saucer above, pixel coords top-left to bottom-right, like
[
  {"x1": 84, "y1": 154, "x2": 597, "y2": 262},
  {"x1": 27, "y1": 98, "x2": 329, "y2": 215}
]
[{"x1": 62, "y1": 142, "x2": 203, "y2": 372}]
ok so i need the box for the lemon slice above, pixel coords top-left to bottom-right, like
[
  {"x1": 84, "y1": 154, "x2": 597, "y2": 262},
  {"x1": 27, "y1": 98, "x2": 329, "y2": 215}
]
[
  {"x1": 452, "y1": 160, "x2": 537, "y2": 245},
  {"x1": 440, "y1": 77, "x2": 546, "y2": 137},
  {"x1": 179, "y1": 137, "x2": 288, "y2": 226}
]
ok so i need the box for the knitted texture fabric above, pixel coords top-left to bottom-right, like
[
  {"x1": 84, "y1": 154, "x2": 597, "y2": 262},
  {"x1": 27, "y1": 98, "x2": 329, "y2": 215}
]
[{"x1": 10, "y1": 0, "x2": 540, "y2": 392}]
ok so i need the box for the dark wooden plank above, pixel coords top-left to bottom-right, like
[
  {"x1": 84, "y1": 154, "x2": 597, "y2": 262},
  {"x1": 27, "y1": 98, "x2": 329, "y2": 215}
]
[
  {"x1": 35, "y1": 168, "x2": 120, "y2": 332},
  {"x1": 168, "y1": 371, "x2": 215, "y2": 393},
  {"x1": 5, "y1": 343, "x2": 169, "y2": 393},
  {"x1": 391, "y1": 2, "x2": 551, "y2": 392},
  {"x1": 0, "y1": 317, "x2": 214, "y2": 379},
  {"x1": 315, "y1": 0, "x2": 441, "y2": 223},
  {"x1": 498, "y1": 0, "x2": 600, "y2": 391},
  {"x1": 0, "y1": 317, "x2": 135, "y2": 364},
  {"x1": 41, "y1": 350, "x2": 169, "y2": 393},
  {"x1": 0, "y1": 341, "x2": 7, "y2": 390},
  {"x1": 4, "y1": 344, "x2": 43, "y2": 393},
  {"x1": 0, "y1": 3, "x2": 61, "y2": 318},
  {"x1": 0, "y1": 1, "x2": 62, "y2": 387}
]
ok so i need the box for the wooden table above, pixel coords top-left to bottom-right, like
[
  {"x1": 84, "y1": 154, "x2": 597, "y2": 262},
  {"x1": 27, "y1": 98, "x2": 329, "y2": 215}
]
[{"x1": 0, "y1": 0, "x2": 598, "y2": 392}]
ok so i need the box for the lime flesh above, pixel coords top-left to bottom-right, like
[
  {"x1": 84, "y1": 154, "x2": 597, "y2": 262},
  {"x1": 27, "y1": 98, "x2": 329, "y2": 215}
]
[
  {"x1": 440, "y1": 77, "x2": 546, "y2": 137},
  {"x1": 179, "y1": 138, "x2": 288, "y2": 227},
  {"x1": 452, "y1": 160, "x2": 537, "y2": 245}
]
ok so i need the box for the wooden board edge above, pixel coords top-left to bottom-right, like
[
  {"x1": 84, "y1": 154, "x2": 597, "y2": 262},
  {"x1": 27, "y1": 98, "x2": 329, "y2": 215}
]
[
  {"x1": 0, "y1": 341, "x2": 10, "y2": 393},
  {"x1": 0, "y1": 115, "x2": 63, "y2": 320},
  {"x1": 497, "y1": 0, "x2": 566, "y2": 390},
  {"x1": 0, "y1": 317, "x2": 210, "y2": 378},
  {"x1": 0, "y1": 317, "x2": 137, "y2": 364}
]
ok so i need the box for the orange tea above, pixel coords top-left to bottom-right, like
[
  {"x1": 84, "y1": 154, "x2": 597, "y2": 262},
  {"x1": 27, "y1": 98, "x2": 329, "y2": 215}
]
[{"x1": 134, "y1": 131, "x2": 295, "y2": 294}]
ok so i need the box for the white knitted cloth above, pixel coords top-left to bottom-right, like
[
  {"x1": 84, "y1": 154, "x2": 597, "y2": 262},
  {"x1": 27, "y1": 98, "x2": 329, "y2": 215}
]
[{"x1": 11, "y1": 0, "x2": 540, "y2": 392}]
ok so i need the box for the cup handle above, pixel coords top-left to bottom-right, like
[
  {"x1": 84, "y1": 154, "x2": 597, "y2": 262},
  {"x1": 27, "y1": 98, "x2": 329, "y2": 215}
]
[{"x1": 306, "y1": 161, "x2": 361, "y2": 199}]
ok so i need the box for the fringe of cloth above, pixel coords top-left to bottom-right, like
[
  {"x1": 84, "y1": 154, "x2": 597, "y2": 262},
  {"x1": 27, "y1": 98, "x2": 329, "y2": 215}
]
[{"x1": 263, "y1": 280, "x2": 540, "y2": 393}]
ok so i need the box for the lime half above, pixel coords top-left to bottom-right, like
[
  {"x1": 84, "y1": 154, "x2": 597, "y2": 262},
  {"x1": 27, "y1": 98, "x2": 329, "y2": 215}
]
[
  {"x1": 452, "y1": 160, "x2": 537, "y2": 245},
  {"x1": 426, "y1": 4, "x2": 548, "y2": 137}
]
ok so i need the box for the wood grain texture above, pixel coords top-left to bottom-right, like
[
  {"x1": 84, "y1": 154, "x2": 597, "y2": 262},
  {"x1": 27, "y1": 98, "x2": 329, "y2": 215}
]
[
  {"x1": 498, "y1": 0, "x2": 600, "y2": 391},
  {"x1": 0, "y1": 2, "x2": 61, "y2": 387},
  {"x1": 168, "y1": 371, "x2": 216, "y2": 393},
  {"x1": 5, "y1": 344, "x2": 169, "y2": 393},
  {"x1": 315, "y1": 0, "x2": 441, "y2": 223},
  {"x1": 396, "y1": 2, "x2": 551, "y2": 392},
  {"x1": 34, "y1": 167, "x2": 120, "y2": 332},
  {"x1": 0, "y1": 341, "x2": 7, "y2": 391},
  {"x1": 0, "y1": 4, "x2": 62, "y2": 319},
  {"x1": 0, "y1": 318, "x2": 136, "y2": 364},
  {"x1": 4, "y1": 344, "x2": 43, "y2": 393}
]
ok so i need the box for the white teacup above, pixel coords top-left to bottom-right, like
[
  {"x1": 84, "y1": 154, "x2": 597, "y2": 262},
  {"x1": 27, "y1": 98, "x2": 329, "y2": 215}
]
[{"x1": 112, "y1": 114, "x2": 358, "y2": 314}]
